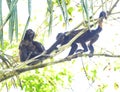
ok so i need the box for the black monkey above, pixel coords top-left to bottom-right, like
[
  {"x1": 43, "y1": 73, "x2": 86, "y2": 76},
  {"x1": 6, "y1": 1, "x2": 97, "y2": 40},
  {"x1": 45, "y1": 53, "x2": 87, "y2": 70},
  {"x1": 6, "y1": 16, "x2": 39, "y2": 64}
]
[
  {"x1": 19, "y1": 29, "x2": 45, "y2": 65},
  {"x1": 46, "y1": 11, "x2": 107, "y2": 57}
]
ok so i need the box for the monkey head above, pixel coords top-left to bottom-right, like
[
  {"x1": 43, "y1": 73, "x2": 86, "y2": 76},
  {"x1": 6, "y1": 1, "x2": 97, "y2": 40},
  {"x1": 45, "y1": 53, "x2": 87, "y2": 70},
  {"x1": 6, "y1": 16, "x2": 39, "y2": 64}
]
[
  {"x1": 24, "y1": 29, "x2": 35, "y2": 41},
  {"x1": 56, "y1": 33, "x2": 66, "y2": 44},
  {"x1": 99, "y1": 11, "x2": 107, "y2": 19}
]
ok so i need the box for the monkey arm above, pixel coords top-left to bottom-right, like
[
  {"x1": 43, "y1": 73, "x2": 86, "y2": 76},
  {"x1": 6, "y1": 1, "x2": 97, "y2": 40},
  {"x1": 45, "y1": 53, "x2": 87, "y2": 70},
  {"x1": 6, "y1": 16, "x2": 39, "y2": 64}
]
[
  {"x1": 46, "y1": 33, "x2": 66, "y2": 54},
  {"x1": 33, "y1": 41, "x2": 45, "y2": 53},
  {"x1": 46, "y1": 40, "x2": 60, "y2": 54},
  {"x1": 19, "y1": 46, "x2": 28, "y2": 61}
]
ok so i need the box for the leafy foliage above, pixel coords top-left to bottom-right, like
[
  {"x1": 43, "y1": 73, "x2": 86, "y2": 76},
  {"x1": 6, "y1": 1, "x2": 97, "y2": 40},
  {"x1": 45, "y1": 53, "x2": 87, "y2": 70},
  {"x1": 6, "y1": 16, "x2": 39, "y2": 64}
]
[{"x1": 20, "y1": 66, "x2": 73, "y2": 92}]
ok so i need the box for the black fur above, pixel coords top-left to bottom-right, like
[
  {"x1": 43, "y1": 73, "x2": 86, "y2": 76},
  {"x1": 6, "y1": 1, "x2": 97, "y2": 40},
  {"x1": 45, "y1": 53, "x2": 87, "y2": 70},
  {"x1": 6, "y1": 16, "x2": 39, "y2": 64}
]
[
  {"x1": 19, "y1": 29, "x2": 45, "y2": 65},
  {"x1": 46, "y1": 11, "x2": 107, "y2": 57},
  {"x1": 46, "y1": 26, "x2": 100, "y2": 57}
]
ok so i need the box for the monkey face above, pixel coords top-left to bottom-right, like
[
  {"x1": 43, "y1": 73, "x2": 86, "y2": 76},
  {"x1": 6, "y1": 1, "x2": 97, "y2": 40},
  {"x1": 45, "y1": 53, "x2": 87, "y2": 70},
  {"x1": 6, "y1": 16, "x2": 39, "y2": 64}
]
[
  {"x1": 99, "y1": 11, "x2": 107, "y2": 19},
  {"x1": 24, "y1": 29, "x2": 35, "y2": 41},
  {"x1": 56, "y1": 33, "x2": 65, "y2": 44}
]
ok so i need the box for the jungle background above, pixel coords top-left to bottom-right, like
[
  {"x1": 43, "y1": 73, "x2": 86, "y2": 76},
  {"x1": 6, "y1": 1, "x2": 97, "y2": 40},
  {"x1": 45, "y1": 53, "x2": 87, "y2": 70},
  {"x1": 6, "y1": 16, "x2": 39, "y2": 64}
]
[{"x1": 0, "y1": 0, "x2": 120, "y2": 92}]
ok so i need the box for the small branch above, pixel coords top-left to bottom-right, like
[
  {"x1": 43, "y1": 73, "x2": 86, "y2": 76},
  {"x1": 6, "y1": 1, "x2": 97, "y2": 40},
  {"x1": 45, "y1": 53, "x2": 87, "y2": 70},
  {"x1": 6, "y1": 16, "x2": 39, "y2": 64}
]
[
  {"x1": 111, "y1": 11, "x2": 120, "y2": 15},
  {"x1": 107, "y1": 0, "x2": 120, "y2": 16}
]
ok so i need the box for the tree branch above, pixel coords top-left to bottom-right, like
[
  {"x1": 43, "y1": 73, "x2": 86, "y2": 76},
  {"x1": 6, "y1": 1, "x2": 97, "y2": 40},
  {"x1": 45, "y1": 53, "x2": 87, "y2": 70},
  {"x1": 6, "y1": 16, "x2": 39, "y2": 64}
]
[{"x1": 0, "y1": 52, "x2": 120, "y2": 82}]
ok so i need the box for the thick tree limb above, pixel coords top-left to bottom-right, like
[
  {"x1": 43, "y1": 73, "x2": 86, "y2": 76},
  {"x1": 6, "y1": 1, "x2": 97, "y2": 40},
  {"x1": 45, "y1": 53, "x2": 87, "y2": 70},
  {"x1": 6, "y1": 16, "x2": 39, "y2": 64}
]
[{"x1": 0, "y1": 53, "x2": 120, "y2": 82}]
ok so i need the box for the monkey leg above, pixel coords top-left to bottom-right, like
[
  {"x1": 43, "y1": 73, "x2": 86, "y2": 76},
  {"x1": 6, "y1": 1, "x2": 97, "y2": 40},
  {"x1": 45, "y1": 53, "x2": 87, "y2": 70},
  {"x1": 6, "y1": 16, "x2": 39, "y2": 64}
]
[
  {"x1": 76, "y1": 42, "x2": 88, "y2": 53},
  {"x1": 88, "y1": 34, "x2": 99, "y2": 57},
  {"x1": 68, "y1": 43, "x2": 78, "y2": 56}
]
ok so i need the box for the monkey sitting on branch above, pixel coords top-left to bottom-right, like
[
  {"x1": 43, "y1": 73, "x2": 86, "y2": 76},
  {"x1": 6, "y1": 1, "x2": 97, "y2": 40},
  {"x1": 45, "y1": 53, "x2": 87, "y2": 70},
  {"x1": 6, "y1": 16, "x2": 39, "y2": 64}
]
[{"x1": 19, "y1": 29, "x2": 45, "y2": 65}]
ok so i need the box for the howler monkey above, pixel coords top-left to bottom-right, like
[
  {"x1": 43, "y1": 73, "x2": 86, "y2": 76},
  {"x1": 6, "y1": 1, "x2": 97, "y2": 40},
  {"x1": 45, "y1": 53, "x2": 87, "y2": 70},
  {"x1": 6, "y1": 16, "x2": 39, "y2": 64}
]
[
  {"x1": 46, "y1": 11, "x2": 107, "y2": 57},
  {"x1": 19, "y1": 29, "x2": 45, "y2": 65}
]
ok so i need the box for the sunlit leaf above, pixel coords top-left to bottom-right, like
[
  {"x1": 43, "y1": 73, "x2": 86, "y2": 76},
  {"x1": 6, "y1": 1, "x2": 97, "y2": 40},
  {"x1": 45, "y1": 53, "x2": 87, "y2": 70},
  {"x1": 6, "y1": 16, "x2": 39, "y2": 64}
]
[
  {"x1": 80, "y1": 0, "x2": 90, "y2": 28},
  {"x1": 59, "y1": 15, "x2": 63, "y2": 21},
  {"x1": 14, "y1": 7, "x2": 18, "y2": 41},
  {"x1": 6, "y1": 0, "x2": 18, "y2": 43},
  {"x1": 47, "y1": 0, "x2": 53, "y2": 33},
  {"x1": 0, "y1": 0, "x2": 3, "y2": 47},
  {"x1": 22, "y1": 0, "x2": 31, "y2": 40},
  {"x1": 57, "y1": 0, "x2": 69, "y2": 26},
  {"x1": 91, "y1": 69, "x2": 97, "y2": 77},
  {"x1": 68, "y1": 7, "x2": 74, "y2": 16},
  {"x1": 114, "y1": 82, "x2": 119, "y2": 90}
]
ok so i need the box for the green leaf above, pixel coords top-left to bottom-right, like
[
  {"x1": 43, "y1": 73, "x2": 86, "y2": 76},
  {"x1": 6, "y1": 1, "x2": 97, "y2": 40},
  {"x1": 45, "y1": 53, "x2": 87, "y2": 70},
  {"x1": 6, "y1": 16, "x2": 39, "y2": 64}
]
[
  {"x1": 7, "y1": 0, "x2": 19, "y2": 43},
  {"x1": 0, "y1": 0, "x2": 3, "y2": 47},
  {"x1": 57, "y1": 0, "x2": 69, "y2": 26},
  {"x1": 91, "y1": 69, "x2": 97, "y2": 77},
  {"x1": 80, "y1": 0, "x2": 90, "y2": 28},
  {"x1": 47, "y1": 0, "x2": 53, "y2": 33},
  {"x1": 14, "y1": 7, "x2": 18, "y2": 41},
  {"x1": 114, "y1": 82, "x2": 119, "y2": 90},
  {"x1": 59, "y1": 15, "x2": 63, "y2": 21},
  {"x1": 68, "y1": 7, "x2": 74, "y2": 16},
  {"x1": 22, "y1": 0, "x2": 31, "y2": 40}
]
